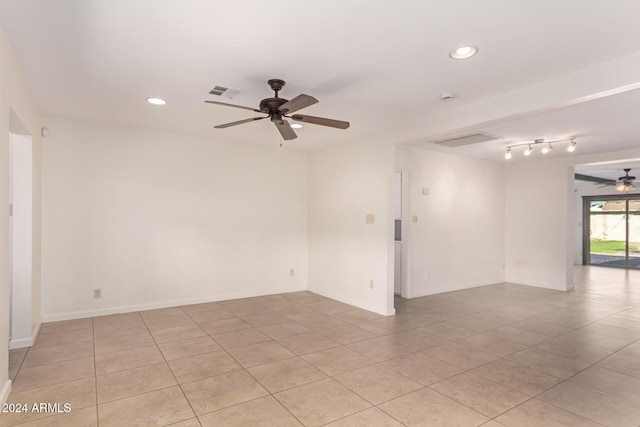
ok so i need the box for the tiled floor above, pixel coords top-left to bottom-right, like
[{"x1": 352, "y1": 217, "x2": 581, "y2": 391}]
[{"x1": 3, "y1": 265, "x2": 640, "y2": 426}]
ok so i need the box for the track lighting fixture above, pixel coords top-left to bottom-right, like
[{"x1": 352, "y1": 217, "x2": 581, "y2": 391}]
[
  {"x1": 503, "y1": 137, "x2": 577, "y2": 159},
  {"x1": 524, "y1": 145, "x2": 533, "y2": 156}
]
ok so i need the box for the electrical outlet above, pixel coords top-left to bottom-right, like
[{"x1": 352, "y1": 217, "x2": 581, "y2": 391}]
[
  {"x1": 290, "y1": 268, "x2": 295, "y2": 276},
  {"x1": 412, "y1": 215, "x2": 418, "y2": 223},
  {"x1": 370, "y1": 280, "x2": 374, "y2": 289},
  {"x1": 93, "y1": 288, "x2": 102, "y2": 299}
]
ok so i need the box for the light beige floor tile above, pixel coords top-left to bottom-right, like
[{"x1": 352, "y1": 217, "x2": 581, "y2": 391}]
[
  {"x1": 144, "y1": 314, "x2": 196, "y2": 332},
  {"x1": 97, "y1": 362, "x2": 176, "y2": 403},
  {"x1": 93, "y1": 317, "x2": 148, "y2": 340},
  {"x1": 186, "y1": 308, "x2": 235, "y2": 323},
  {"x1": 484, "y1": 326, "x2": 549, "y2": 346},
  {"x1": 22, "y1": 340, "x2": 94, "y2": 368},
  {"x1": 334, "y1": 364, "x2": 422, "y2": 405},
  {"x1": 39, "y1": 318, "x2": 93, "y2": 335},
  {"x1": 317, "y1": 325, "x2": 377, "y2": 345},
  {"x1": 257, "y1": 321, "x2": 313, "y2": 339},
  {"x1": 430, "y1": 372, "x2": 530, "y2": 417},
  {"x1": 417, "y1": 322, "x2": 476, "y2": 339},
  {"x1": 378, "y1": 387, "x2": 489, "y2": 426},
  {"x1": 508, "y1": 318, "x2": 573, "y2": 337},
  {"x1": 597, "y1": 352, "x2": 640, "y2": 379},
  {"x1": 218, "y1": 300, "x2": 271, "y2": 316},
  {"x1": 227, "y1": 341, "x2": 295, "y2": 368},
  {"x1": 94, "y1": 331, "x2": 155, "y2": 355},
  {"x1": 597, "y1": 315, "x2": 640, "y2": 331},
  {"x1": 418, "y1": 308, "x2": 466, "y2": 322},
  {"x1": 158, "y1": 336, "x2": 221, "y2": 361},
  {"x1": 458, "y1": 333, "x2": 528, "y2": 357},
  {"x1": 4, "y1": 406, "x2": 97, "y2": 427},
  {"x1": 181, "y1": 370, "x2": 268, "y2": 415},
  {"x1": 446, "y1": 316, "x2": 502, "y2": 332},
  {"x1": 211, "y1": 328, "x2": 271, "y2": 349},
  {"x1": 32, "y1": 329, "x2": 93, "y2": 348},
  {"x1": 346, "y1": 336, "x2": 414, "y2": 362},
  {"x1": 12, "y1": 357, "x2": 95, "y2": 393},
  {"x1": 198, "y1": 396, "x2": 302, "y2": 427},
  {"x1": 167, "y1": 350, "x2": 241, "y2": 383},
  {"x1": 181, "y1": 301, "x2": 223, "y2": 313},
  {"x1": 98, "y1": 385, "x2": 194, "y2": 427},
  {"x1": 278, "y1": 332, "x2": 340, "y2": 355},
  {"x1": 166, "y1": 418, "x2": 202, "y2": 427},
  {"x1": 351, "y1": 318, "x2": 413, "y2": 335},
  {"x1": 385, "y1": 329, "x2": 448, "y2": 350},
  {"x1": 570, "y1": 365, "x2": 640, "y2": 405},
  {"x1": 383, "y1": 352, "x2": 463, "y2": 386},
  {"x1": 238, "y1": 311, "x2": 289, "y2": 327},
  {"x1": 470, "y1": 358, "x2": 562, "y2": 396},
  {"x1": 0, "y1": 378, "x2": 95, "y2": 427},
  {"x1": 249, "y1": 357, "x2": 327, "y2": 393},
  {"x1": 95, "y1": 345, "x2": 164, "y2": 375},
  {"x1": 533, "y1": 337, "x2": 612, "y2": 364},
  {"x1": 301, "y1": 346, "x2": 376, "y2": 376},
  {"x1": 538, "y1": 380, "x2": 640, "y2": 427},
  {"x1": 280, "y1": 306, "x2": 324, "y2": 321},
  {"x1": 140, "y1": 307, "x2": 186, "y2": 320},
  {"x1": 275, "y1": 378, "x2": 370, "y2": 427},
  {"x1": 506, "y1": 348, "x2": 591, "y2": 379},
  {"x1": 324, "y1": 407, "x2": 404, "y2": 426},
  {"x1": 197, "y1": 316, "x2": 251, "y2": 335},
  {"x1": 150, "y1": 323, "x2": 206, "y2": 344},
  {"x1": 423, "y1": 342, "x2": 498, "y2": 370},
  {"x1": 496, "y1": 398, "x2": 602, "y2": 427},
  {"x1": 294, "y1": 315, "x2": 347, "y2": 331}
]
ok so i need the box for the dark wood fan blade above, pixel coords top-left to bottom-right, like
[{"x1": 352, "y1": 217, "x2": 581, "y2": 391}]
[
  {"x1": 291, "y1": 114, "x2": 350, "y2": 129},
  {"x1": 279, "y1": 94, "x2": 318, "y2": 114},
  {"x1": 205, "y1": 100, "x2": 263, "y2": 113},
  {"x1": 214, "y1": 116, "x2": 267, "y2": 128},
  {"x1": 274, "y1": 120, "x2": 297, "y2": 140}
]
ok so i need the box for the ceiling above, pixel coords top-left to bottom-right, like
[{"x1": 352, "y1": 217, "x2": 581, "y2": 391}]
[{"x1": 2, "y1": 1, "x2": 640, "y2": 153}]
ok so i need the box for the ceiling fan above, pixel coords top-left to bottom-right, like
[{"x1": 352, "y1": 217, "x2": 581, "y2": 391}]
[
  {"x1": 204, "y1": 79, "x2": 350, "y2": 141},
  {"x1": 596, "y1": 168, "x2": 639, "y2": 192}
]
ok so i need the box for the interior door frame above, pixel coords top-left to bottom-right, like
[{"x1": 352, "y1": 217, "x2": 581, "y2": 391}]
[{"x1": 583, "y1": 194, "x2": 636, "y2": 268}]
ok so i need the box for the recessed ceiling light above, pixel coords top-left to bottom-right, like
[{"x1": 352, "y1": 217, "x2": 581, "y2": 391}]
[
  {"x1": 290, "y1": 123, "x2": 303, "y2": 129},
  {"x1": 146, "y1": 97, "x2": 167, "y2": 105},
  {"x1": 449, "y1": 46, "x2": 478, "y2": 60}
]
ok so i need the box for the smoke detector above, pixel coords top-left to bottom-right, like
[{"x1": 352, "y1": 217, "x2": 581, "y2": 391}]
[{"x1": 440, "y1": 93, "x2": 455, "y2": 102}]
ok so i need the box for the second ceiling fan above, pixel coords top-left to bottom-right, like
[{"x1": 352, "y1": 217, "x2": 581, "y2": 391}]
[{"x1": 205, "y1": 79, "x2": 350, "y2": 141}]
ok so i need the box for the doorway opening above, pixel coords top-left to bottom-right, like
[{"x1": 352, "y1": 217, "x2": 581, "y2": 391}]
[{"x1": 583, "y1": 195, "x2": 640, "y2": 269}]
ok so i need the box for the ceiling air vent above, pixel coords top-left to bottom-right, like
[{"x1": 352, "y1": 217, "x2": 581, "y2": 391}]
[
  {"x1": 430, "y1": 133, "x2": 497, "y2": 148},
  {"x1": 209, "y1": 85, "x2": 241, "y2": 99}
]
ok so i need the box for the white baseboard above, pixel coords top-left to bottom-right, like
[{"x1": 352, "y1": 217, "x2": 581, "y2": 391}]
[
  {"x1": 308, "y1": 288, "x2": 394, "y2": 316},
  {"x1": 42, "y1": 286, "x2": 307, "y2": 322},
  {"x1": 408, "y1": 277, "x2": 505, "y2": 299},
  {"x1": 9, "y1": 320, "x2": 41, "y2": 349},
  {"x1": 0, "y1": 380, "x2": 11, "y2": 404}
]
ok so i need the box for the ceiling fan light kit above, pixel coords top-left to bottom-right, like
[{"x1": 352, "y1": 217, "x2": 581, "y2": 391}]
[
  {"x1": 204, "y1": 79, "x2": 350, "y2": 142},
  {"x1": 504, "y1": 137, "x2": 576, "y2": 159}
]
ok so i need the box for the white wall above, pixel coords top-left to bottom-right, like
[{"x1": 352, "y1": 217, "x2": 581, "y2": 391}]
[
  {"x1": 42, "y1": 118, "x2": 308, "y2": 321},
  {"x1": 10, "y1": 133, "x2": 33, "y2": 348},
  {"x1": 0, "y1": 27, "x2": 42, "y2": 404},
  {"x1": 308, "y1": 140, "x2": 395, "y2": 315},
  {"x1": 396, "y1": 146, "x2": 505, "y2": 297},
  {"x1": 505, "y1": 158, "x2": 574, "y2": 291}
]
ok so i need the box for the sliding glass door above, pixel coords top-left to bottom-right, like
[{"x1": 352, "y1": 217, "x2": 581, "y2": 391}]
[{"x1": 584, "y1": 196, "x2": 640, "y2": 269}]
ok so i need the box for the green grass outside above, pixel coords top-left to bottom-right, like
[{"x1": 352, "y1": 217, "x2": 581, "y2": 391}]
[{"x1": 591, "y1": 240, "x2": 638, "y2": 254}]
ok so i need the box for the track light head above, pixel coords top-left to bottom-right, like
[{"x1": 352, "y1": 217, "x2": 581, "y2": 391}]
[
  {"x1": 524, "y1": 145, "x2": 533, "y2": 156},
  {"x1": 567, "y1": 139, "x2": 576, "y2": 152},
  {"x1": 505, "y1": 148, "x2": 512, "y2": 160}
]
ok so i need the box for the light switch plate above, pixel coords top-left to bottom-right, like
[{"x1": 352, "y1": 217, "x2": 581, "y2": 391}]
[{"x1": 365, "y1": 214, "x2": 375, "y2": 224}]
